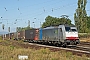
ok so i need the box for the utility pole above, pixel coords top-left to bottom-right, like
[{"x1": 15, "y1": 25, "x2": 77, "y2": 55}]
[
  {"x1": 8, "y1": 27, "x2": 10, "y2": 39},
  {"x1": 28, "y1": 20, "x2": 30, "y2": 28},
  {"x1": 2, "y1": 24, "x2": 5, "y2": 40},
  {"x1": 32, "y1": 22, "x2": 35, "y2": 28},
  {"x1": 40, "y1": 22, "x2": 41, "y2": 28},
  {"x1": 16, "y1": 27, "x2": 18, "y2": 40}
]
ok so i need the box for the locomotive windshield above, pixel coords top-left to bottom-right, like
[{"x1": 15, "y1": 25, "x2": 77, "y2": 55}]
[
  {"x1": 65, "y1": 27, "x2": 70, "y2": 31},
  {"x1": 71, "y1": 29, "x2": 77, "y2": 31},
  {"x1": 65, "y1": 27, "x2": 77, "y2": 32}
]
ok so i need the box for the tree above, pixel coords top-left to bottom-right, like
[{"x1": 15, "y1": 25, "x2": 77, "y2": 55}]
[
  {"x1": 42, "y1": 15, "x2": 72, "y2": 28},
  {"x1": 87, "y1": 16, "x2": 90, "y2": 29},
  {"x1": 74, "y1": 0, "x2": 87, "y2": 33}
]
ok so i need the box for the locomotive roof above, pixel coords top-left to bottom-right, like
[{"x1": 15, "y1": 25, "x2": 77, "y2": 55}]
[
  {"x1": 63, "y1": 24, "x2": 76, "y2": 27},
  {"x1": 42, "y1": 26, "x2": 57, "y2": 29},
  {"x1": 41, "y1": 24, "x2": 76, "y2": 30}
]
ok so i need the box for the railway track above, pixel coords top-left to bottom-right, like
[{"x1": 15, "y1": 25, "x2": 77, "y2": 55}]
[{"x1": 28, "y1": 42, "x2": 90, "y2": 57}]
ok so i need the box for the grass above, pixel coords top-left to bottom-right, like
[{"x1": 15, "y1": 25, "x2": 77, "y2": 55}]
[
  {"x1": 0, "y1": 38, "x2": 89, "y2": 60},
  {"x1": 80, "y1": 38, "x2": 90, "y2": 42},
  {"x1": 78, "y1": 33, "x2": 90, "y2": 42}
]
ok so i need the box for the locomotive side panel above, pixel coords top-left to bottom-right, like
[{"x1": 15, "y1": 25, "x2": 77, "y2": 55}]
[
  {"x1": 39, "y1": 28, "x2": 42, "y2": 40},
  {"x1": 42, "y1": 28, "x2": 58, "y2": 41},
  {"x1": 58, "y1": 25, "x2": 65, "y2": 42}
]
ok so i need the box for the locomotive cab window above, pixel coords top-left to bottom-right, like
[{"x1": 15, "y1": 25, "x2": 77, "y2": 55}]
[
  {"x1": 65, "y1": 27, "x2": 70, "y2": 31},
  {"x1": 71, "y1": 29, "x2": 77, "y2": 31},
  {"x1": 65, "y1": 27, "x2": 77, "y2": 32}
]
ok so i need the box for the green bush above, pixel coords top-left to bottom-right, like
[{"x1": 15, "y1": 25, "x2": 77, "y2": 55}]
[
  {"x1": 79, "y1": 33, "x2": 90, "y2": 38},
  {"x1": 0, "y1": 36, "x2": 2, "y2": 40}
]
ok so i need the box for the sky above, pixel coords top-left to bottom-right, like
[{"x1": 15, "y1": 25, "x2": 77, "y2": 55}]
[{"x1": 0, "y1": 0, "x2": 90, "y2": 33}]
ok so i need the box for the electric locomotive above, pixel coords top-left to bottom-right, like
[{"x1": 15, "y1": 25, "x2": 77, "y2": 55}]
[{"x1": 38, "y1": 24, "x2": 79, "y2": 46}]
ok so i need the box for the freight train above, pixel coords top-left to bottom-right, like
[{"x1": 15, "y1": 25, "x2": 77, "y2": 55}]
[{"x1": 3, "y1": 24, "x2": 80, "y2": 47}]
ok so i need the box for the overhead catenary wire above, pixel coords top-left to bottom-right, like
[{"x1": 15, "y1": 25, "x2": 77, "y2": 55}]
[
  {"x1": 14, "y1": 0, "x2": 66, "y2": 19},
  {"x1": 1, "y1": 0, "x2": 59, "y2": 21},
  {"x1": 4, "y1": 7, "x2": 7, "y2": 11},
  {"x1": 1, "y1": 0, "x2": 72, "y2": 21},
  {"x1": 1, "y1": 0, "x2": 89, "y2": 20},
  {"x1": 25, "y1": 2, "x2": 77, "y2": 19},
  {"x1": 15, "y1": 1, "x2": 77, "y2": 21}
]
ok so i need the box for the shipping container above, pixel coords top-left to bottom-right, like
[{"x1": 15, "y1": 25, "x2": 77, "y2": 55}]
[
  {"x1": 5, "y1": 32, "x2": 15, "y2": 39},
  {"x1": 14, "y1": 29, "x2": 39, "y2": 41}
]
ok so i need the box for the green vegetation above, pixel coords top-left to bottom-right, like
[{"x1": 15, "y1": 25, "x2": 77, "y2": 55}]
[
  {"x1": 79, "y1": 33, "x2": 90, "y2": 38},
  {"x1": 42, "y1": 15, "x2": 73, "y2": 28},
  {"x1": 87, "y1": 16, "x2": 90, "y2": 31},
  {"x1": 74, "y1": 0, "x2": 88, "y2": 33},
  {"x1": 0, "y1": 39, "x2": 89, "y2": 60}
]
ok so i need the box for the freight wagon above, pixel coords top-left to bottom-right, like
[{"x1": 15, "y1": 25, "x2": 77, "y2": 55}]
[
  {"x1": 4, "y1": 32, "x2": 15, "y2": 39},
  {"x1": 14, "y1": 29, "x2": 39, "y2": 41}
]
